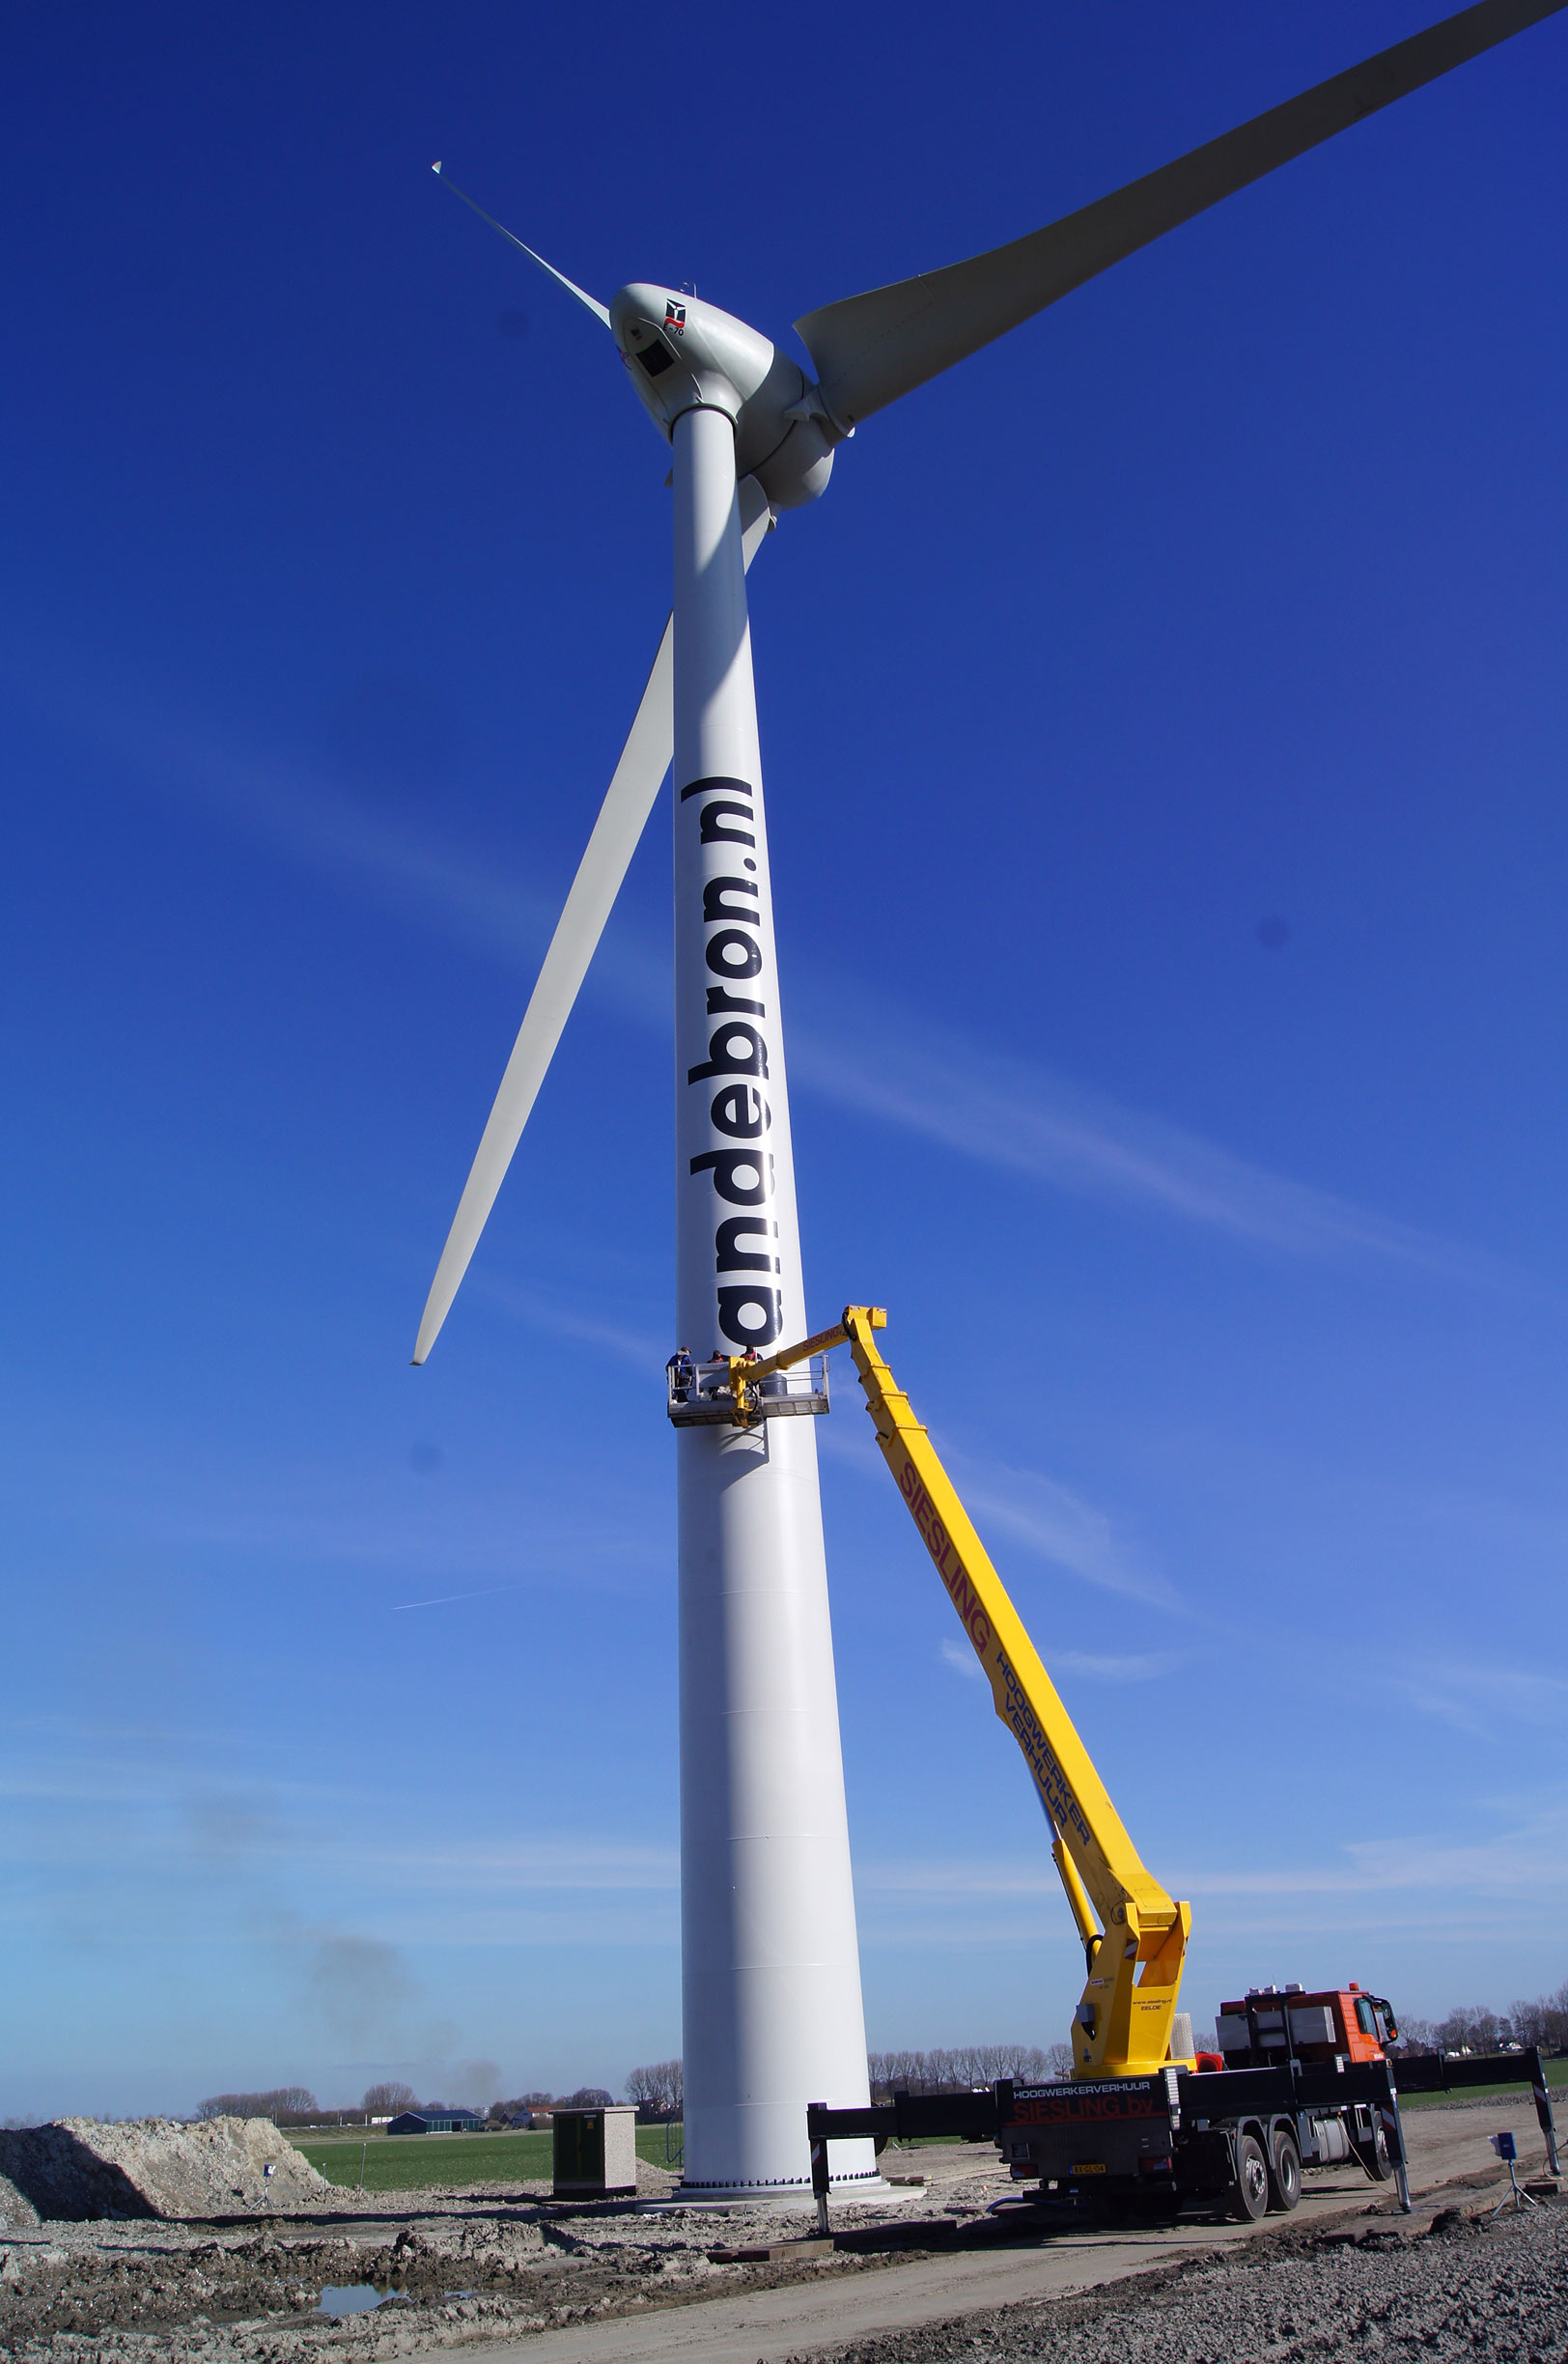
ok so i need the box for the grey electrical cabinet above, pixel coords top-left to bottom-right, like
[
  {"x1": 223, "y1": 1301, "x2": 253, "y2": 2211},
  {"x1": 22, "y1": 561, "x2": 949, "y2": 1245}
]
[{"x1": 552, "y1": 2104, "x2": 638, "y2": 2198}]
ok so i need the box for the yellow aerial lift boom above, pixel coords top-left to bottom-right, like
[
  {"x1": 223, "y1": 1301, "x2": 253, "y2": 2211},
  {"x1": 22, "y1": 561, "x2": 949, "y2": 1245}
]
[
  {"x1": 725, "y1": 1307, "x2": 1558, "y2": 2218},
  {"x1": 726, "y1": 1306, "x2": 1190, "y2": 2082}
]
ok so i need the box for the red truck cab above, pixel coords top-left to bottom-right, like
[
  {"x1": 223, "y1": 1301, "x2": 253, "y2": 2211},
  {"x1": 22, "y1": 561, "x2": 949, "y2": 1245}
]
[{"x1": 1216, "y1": 1982, "x2": 1399, "y2": 2068}]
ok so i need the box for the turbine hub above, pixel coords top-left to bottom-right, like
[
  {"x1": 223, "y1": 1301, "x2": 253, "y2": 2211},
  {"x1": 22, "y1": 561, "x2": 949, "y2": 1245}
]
[{"x1": 610, "y1": 283, "x2": 840, "y2": 509}]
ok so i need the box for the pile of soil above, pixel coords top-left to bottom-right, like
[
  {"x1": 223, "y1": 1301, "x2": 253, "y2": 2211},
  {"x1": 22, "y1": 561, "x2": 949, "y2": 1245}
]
[
  {"x1": 0, "y1": 2118, "x2": 327, "y2": 2222},
  {"x1": 0, "y1": 2169, "x2": 39, "y2": 2232}
]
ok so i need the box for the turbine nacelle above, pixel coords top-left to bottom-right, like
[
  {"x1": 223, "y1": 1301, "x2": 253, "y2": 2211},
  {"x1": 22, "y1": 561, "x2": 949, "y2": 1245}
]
[{"x1": 610, "y1": 282, "x2": 838, "y2": 510}]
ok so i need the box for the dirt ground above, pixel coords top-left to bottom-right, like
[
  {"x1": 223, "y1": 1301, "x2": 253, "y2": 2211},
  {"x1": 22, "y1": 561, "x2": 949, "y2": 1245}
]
[{"x1": 0, "y1": 2103, "x2": 1557, "y2": 2361}]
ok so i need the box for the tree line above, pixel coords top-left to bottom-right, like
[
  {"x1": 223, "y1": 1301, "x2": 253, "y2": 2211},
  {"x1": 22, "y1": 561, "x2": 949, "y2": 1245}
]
[
  {"x1": 625, "y1": 2060, "x2": 684, "y2": 2118},
  {"x1": 486, "y1": 2087, "x2": 614, "y2": 2117},
  {"x1": 622, "y1": 2047, "x2": 1076, "y2": 2116},
  {"x1": 195, "y1": 2087, "x2": 321, "y2": 2124},
  {"x1": 194, "y1": 2081, "x2": 617, "y2": 2126},
  {"x1": 200, "y1": 1985, "x2": 1567, "y2": 2134},
  {"x1": 867, "y1": 2044, "x2": 1074, "y2": 2095},
  {"x1": 1389, "y1": 1984, "x2": 1568, "y2": 2057}
]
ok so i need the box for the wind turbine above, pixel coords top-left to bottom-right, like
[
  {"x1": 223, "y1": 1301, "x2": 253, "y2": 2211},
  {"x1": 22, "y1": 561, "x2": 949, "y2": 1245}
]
[{"x1": 415, "y1": 0, "x2": 1565, "y2": 2200}]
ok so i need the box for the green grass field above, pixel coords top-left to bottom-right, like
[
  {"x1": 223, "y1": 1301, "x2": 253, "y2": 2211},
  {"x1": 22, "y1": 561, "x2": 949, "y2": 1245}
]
[{"x1": 288, "y1": 2125, "x2": 684, "y2": 2191}]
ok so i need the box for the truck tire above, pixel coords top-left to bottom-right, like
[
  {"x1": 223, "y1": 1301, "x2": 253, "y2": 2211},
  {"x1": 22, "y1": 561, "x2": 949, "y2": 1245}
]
[
  {"x1": 1230, "y1": 2133, "x2": 1270, "y2": 2222},
  {"x1": 1360, "y1": 2119, "x2": 1393, "y2": 2181},
  {"x1": 1268, "y1": 2129, "x2": 1302, "y2": 2211}
]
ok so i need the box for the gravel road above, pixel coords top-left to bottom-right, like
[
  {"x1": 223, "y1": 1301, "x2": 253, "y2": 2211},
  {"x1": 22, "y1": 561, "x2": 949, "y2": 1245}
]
[{"x1": 811, "y1": 2200, "x2": 1565, "y2": 2364}]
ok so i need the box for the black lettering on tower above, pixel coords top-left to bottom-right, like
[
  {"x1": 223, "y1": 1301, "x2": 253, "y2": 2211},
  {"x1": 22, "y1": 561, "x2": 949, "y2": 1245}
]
[
  {"x1": 715, "y1": 1217, "x2": 779, "y2": 1274},
  {"x1": 699, "y1": 802, "x2": 756, "y2": 848},
  {"x1": 680, "y1": 774, "x2": 753, "y2": 802},
  {"x1": 679, "y1": 776, "x2": 783, "y2": 1359},
  {"x1": 687, "y1": 1022, "x2": 770, "y2": 1084},
  {"x1": 706, "y1": 929, "x2": 763, "y2": 980},
  {"x1": 689, "y1": 1150, "x2": 774, "y2": 1205},
  {"x1": 703, "y1": 876, "x2": 760, "y2": 923},
  {"x1": 710, "y1": 1084, "x2": 770, "y2": 1139},
  {"x1": 717, "y1": 1285, "x2": 783, "y2": 1348}
]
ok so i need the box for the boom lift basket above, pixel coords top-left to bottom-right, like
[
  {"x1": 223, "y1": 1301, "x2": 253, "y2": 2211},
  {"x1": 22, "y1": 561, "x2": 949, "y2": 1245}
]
[{"x1": 666, "y1": 1353, "x2": 830, "y2": 1425}]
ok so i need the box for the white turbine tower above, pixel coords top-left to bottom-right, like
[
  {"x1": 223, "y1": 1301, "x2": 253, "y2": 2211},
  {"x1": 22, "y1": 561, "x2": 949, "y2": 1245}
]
[{"x1": 414, "y1": 0, "x2": 1564, "y2": 2201}]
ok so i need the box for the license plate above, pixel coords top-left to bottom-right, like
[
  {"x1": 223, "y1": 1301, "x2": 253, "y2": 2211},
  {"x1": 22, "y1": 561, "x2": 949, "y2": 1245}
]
[{"x1": 1071, "y1": 2161, "x2": 1108, "y2": 2175}]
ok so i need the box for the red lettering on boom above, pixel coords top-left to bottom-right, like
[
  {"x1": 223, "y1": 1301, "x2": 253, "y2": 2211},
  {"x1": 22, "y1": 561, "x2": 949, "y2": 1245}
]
[{"x1": 895, "y1": 1456, "x2": 993, "y2": 1657}]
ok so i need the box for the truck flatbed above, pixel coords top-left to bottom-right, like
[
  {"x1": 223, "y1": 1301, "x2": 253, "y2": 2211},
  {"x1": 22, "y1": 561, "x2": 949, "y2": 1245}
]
[{"x1": 809, "y1": 2047, "x2": 1559, "y2": 2222}]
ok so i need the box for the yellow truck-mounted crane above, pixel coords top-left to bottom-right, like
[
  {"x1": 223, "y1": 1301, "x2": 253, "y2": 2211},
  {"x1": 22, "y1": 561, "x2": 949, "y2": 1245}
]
[
  {"x1": 727, "y1": 1306, "x2": 1189, "y2": 2083},
  {"x1": 681, "y1": 1308, "x2": 1562, "y2": 2220}
]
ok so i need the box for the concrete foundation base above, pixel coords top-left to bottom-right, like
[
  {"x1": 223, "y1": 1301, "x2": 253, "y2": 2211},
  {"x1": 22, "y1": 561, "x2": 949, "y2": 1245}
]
[{"x1": 640, "y1": 2175, "x2": 914, "y2": 2213}]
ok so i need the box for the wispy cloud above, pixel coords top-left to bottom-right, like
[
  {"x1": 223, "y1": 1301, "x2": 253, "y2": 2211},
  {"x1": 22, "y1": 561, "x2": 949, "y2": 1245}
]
[
  {"x1": 859, "y1": 1804, "x2": 1568, "y2": 1929},
  {"x1": 1392, "y1": 1660, "x2": 1568, "y2": 1740},
  {"x1": 820, "y1": 1418, "x2": 1180, "y2": 1614},
  {"x1": 0, "y1": 1720, "x2": 681, "y2": 1970},
  {"x1": 0, "y1": 1727, "x2": 677, "y2": 1891},
  {"x1": 351, "y1": 1837, "x2": 679, "y2": 1895},
  {"x1": 392, "y1": 1582, "x2": 535, "y2": 1612},
  {"x1": 145, "y1": 723, "x2": 567, "y2": 975},
  {"x1": 9, "y1": 668, "x2": 661, "y2": 1035},
  {"x1": 34, "y1": 680, "x2": 1503, "y2": 1288},
  {"x1": 955, "y1": 1458, "x2": 1180, "y2": 1611},
  {"x1": 1175, "y1": 1810, "x2": 1568, "y2": 1903},
  {"x1": 0, "y1": 1391, "x2": 665, "y2": 1593},
  {"x1": 791, "y1": 1020, "x2": 1503, "y2": 1283},
  {"x1": 467, "y1": 1274, "x2": 664, "y2": 1372},
  {"x1": 938, "y1": 1637, "x2": 985, "y2": 1681},
  {"x1": 860, "y1": 1857, "x2": 1054, "y2": 1898},
  {"x1": 1052, "y1": 1648, "x2": 1185, "y2": 1683}
]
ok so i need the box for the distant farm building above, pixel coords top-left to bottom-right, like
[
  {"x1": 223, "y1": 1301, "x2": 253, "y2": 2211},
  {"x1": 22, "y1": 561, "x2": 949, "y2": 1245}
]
[{"x1": 386, "y1": 2106, "x2": 486, "y2": 2135}]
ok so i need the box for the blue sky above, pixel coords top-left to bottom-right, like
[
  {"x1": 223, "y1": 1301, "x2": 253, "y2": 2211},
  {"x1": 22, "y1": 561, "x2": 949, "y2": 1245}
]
[{"x1": 3, "y1": 0, "x2": 1566, "y2": 2119}]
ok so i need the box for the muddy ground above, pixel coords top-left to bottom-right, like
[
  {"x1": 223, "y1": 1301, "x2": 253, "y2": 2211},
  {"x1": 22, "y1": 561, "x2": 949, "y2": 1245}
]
[{"x1": 0, "y1": 2104, "x2": 1556, "y2": 2361}]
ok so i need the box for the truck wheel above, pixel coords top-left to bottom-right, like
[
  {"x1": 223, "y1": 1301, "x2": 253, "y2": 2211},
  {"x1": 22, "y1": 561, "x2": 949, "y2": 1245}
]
[
  {"x1": 1268, "y1": 2130, "x2": 1302, "y2": 2212},
  {"x1": 1230, "y1": 2133, "x2": 1270, "y2": 2222},
  {"x1": 1360, "y1": 2120, "x2": 1393, "y2": 2181}
]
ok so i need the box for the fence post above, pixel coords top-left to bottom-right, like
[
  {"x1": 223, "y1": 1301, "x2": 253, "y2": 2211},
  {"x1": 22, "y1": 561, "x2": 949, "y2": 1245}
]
[
  {"x1": 1523, "y1": 2047, "x2": 1561, "y2": 2177},
  {"x1": 808, "y1": 2105, "x2": 830, "y2": 2236}
]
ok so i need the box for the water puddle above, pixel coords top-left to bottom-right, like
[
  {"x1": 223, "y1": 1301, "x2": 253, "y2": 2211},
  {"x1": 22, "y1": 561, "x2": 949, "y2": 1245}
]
[
  {"x1": 315, "y1": 2285, "x2": 410, "y2": 2317},
  {"x1": 313, "y1": 2282, "x2": 481, "y2": 2318}
]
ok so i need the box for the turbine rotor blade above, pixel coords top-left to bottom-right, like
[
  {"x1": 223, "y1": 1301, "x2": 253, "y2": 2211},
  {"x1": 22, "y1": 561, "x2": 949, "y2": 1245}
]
[
  {"x1": 796, "y1": 0, "x2": 1567, "y2": 428},
  {"x1": 412, "y1": 483, "x2": 774, "y2": 1365},
  {"x1": 411, "y1": 620, "x2": 670, "y2": 1365},
  {"x1": 432, "y1": 163, "x2": 611, "y2": 329}
]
